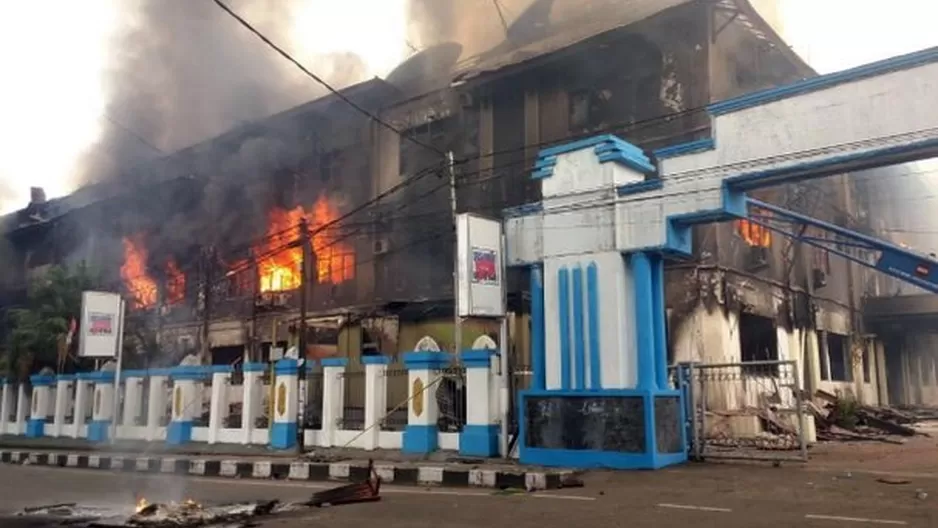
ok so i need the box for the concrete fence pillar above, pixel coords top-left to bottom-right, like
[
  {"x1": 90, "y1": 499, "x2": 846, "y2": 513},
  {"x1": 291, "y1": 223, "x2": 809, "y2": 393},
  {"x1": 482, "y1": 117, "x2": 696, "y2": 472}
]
[
  {"x1": 89, "y1": 372, "x2": 116, "y2": 442},
  {"x1": 167, "y1": 367, "x2": 209, "y2": 445},
  {"x1": 402, "y1": 352, "x2": 452, "y2": 454},
  {"x1": 241, "y1": 363, "x2": 265, "y2": 445},
  {"x1": 146, "y1": 372, "x2": 169, "y2": 441},
  {"x1": 0, "y1": 380, "x2": 10, "y2": 435},
  {"x1": 319, "y1": 358, "x2": 348, "y2": 447},
  {"x1": 72, "y1": 377, "x2": 91, "y2": 439},
  {"x1": 15, "y1": 384, "x2": 28, "y2": 435},
  {"x1": 362, "y1": 355, "x2": 390, "y2": 451},
  {"x1": 52, "y1": 376, "x2": 74, "y2": 437},
  {"x1": 121, "y1": 372, "x2": 145, "y2": 428},
  {"x1": 459, "y1": 349, "x2": 499, "y2": 457},
  {"x1": 270, "y1": 359, "x2": 299, "y2": 450},
  {"x1": 27, "y1": 374, "x2": 56, "y2": 438},
  {"x1": 208, "y1": 367, "x2": 232, "y2": 444}
]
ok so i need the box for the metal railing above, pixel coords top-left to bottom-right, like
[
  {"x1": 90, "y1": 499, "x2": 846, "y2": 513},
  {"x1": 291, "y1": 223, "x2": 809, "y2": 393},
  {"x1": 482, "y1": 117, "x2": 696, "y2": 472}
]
[
  {"x1": 436, "y1": 366, "x2": 467, "y2": 433},
  {"x1": 381, "y1": 367, "x2": 409, "y2": 432},
  {"x1": 673, "y1": 360, "x2": 808, "y2": 462}
]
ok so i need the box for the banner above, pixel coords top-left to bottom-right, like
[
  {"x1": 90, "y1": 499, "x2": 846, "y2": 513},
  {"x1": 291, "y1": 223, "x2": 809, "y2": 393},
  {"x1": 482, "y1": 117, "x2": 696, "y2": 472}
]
[
  {"x1": 79, "y1": 291, "x2": 125, "y2": 358},
  {"x1": 456, "y1": 214, "x2": 505, "y2": 317}
]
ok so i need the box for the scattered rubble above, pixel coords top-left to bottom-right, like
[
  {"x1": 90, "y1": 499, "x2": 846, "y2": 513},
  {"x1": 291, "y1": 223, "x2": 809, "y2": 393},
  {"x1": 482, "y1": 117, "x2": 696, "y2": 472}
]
[
  {"x1": 812, "y1": 390, "x2": 935, "y2": 443},
  {"x1": 11, "y1": 460, "x2": 383, "y2": 527}
]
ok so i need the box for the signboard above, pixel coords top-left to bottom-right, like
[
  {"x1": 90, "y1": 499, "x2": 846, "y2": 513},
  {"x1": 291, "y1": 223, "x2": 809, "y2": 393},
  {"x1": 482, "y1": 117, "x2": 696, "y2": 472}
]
[
  {"x1": 79, "y1": 291, "x2": 125, "y2": 358},
  {"x1": 456, "y1": 214, "x2": 505, "y2": 317}
]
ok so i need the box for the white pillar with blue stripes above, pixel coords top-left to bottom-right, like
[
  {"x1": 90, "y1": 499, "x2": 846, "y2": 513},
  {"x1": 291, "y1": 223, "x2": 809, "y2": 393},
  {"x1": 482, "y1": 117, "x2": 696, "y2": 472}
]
[
  {"x1": 362, "y1": 354, "x2": 390, "y2": 451},
  {"x1": 26, "y1": 374, "x2": 55, "y2": 438},
  {"x1": 504, "y1": 135, "x2": 688, "y2": 469},
  {"x1": 270, "y1": 359, "x2": 299, "y2": 449},
  {"x1": 402, "y1": 351, "x2": 451, "y2": 453},
  {"x1": 0, "y1": 379, "x2": 10, "y2": 435}
]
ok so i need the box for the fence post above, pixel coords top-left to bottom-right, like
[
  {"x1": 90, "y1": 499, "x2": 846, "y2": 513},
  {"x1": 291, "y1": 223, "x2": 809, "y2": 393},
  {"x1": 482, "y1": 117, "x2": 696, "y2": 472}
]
[
  {"x1": 0, "y1": 380, "x2": 9, "y2": 435},
  {"x1": 166, "y1": 367, "x2": 202, "y2": 445},
  {"x1": 402, "y1": 352, "x2": 451, "y2": 454},
  {"x1": 122, "y1": 374, "x2": 144, "y2": 430},
  {"x1": 208, "y1": 368, "x2": 231, "y2": 445},
  {"x1": 15, "y1": 384, "x2": 28, "y2": 435},
  {"x1": 362, "y1": 355, "x2": 390, "y2": 451},
  {"x1": 72, "y1": 377, "x2": 90, "y2": 438},
  {"x1": 27, "y1": 374, "x2": 55, "y2": 438},
  {"x1": 459, "y1": 349, "x2": 499, "y2": 457},
  {"x1": 88, "y1": 372, "x2": 117, "y2": 443},
  {"x1": 270, "y1": 359, "x2": 299, "y2": 450},
  {"x1": 241, "y1": 363, "x2": 265, "y2": 444},
  {"x1": 53, "y1": 375, "x2": 73, "y2": 437},
  {"x1": 146, "y1": 371, "x2": 169, "y2": 442},
  {"x1": 320, "y1": 358, "x2": 348, "y2": 447}
]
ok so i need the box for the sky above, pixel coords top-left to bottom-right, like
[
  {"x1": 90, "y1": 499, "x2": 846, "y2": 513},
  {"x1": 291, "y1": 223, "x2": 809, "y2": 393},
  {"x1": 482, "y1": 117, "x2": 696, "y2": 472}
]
[{"x1": 0, "y1": 0, "x2": 936, "y2": 213}]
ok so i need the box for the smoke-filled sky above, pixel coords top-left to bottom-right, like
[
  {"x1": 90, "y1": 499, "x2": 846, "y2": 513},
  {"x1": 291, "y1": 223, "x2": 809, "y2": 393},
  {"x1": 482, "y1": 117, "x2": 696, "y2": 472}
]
[{"x1": 1, "y1": 0, "x2": 938, "y2": 213}]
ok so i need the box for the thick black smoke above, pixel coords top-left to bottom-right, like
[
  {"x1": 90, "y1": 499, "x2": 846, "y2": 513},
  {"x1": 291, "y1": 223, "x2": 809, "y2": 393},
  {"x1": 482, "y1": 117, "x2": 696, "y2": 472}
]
[{"x1": 76, "y1": 0, "x2": 366, "y2": 187}]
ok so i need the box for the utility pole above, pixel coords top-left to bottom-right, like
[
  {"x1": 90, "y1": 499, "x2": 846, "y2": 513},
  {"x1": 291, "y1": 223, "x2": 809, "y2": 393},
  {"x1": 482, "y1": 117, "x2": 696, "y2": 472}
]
[
  {"x1": 449, "y1": 151, "x2": 462, "y2": 355},
  {"x1": 201, "y1": 247, "x2": 214, "y2": 363},
  {"x1": 296, "y1": 217, "x2": 311, "y2": 453},
  {"x1": 249, "y1": 248, "x2": 259, "y2": 363}
]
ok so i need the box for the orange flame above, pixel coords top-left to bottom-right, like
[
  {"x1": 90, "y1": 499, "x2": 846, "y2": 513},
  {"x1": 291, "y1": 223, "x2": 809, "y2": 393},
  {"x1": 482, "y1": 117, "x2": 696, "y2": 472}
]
[
  {"x1": 165, "y1": 259, "x2": 186, "y2": 304},
  {"x1": 255, "y1": 196, "x2": 355, "y2": 292},
  {"x1": 121, "y1": 236, "x2": 158, "y2": 308},
  {"x1": 135, "y1": 497, "x2": 150, "y2": 513}
]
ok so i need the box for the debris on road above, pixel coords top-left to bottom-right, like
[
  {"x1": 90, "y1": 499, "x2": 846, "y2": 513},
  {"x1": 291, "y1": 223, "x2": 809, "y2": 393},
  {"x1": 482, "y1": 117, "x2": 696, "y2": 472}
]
[
  {"x1": 13, "y1": 499, "x2": 285, "y2": 527},
  {"x1": 813, "y1": 390, "x2": 934, "y2": 443},
  {"x1": 305, "y1": 459, "x2": 382, "y2": 507}
]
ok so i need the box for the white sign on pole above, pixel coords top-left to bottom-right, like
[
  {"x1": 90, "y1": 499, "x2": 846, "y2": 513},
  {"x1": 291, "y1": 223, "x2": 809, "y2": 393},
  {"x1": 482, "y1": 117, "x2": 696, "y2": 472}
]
[
  {"x1": 78, "y1": 291, "x2": 125, "y2": 358},
  {"x1": 456, "y1": 213, "x2": 506, "y2": 317}
]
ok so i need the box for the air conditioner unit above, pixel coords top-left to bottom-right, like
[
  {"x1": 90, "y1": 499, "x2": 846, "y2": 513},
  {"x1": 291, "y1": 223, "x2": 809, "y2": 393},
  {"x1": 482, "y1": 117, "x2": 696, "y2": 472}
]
[
  {"x1": 812, "y1": 267, "x2": 828, "y2": 289},
  {"x1": 373, "y1": 238, "x2": 390, "y2": 255},
  {"x1": 745, "y1": 246, "x2": 770, "y2": 271}
]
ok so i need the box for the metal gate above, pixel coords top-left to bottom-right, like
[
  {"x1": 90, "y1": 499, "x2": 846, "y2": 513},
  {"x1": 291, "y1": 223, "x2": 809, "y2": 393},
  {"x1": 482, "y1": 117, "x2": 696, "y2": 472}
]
[{"x1": 673, "y1": 360, "x2": 808, "y2": 462}]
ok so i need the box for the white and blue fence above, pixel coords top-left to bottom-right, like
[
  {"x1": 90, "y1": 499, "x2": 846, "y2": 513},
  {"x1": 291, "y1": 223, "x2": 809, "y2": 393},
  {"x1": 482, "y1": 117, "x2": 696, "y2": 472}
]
[{"x1": 0, "y1": 348, "x2": 503, "y2": 457}]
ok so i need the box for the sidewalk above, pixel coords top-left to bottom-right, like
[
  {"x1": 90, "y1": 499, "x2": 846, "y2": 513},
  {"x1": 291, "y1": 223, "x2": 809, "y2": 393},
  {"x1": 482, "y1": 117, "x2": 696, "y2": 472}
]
[{"x1": 0, "y1": 437, "x2": 573, "y2": 491}]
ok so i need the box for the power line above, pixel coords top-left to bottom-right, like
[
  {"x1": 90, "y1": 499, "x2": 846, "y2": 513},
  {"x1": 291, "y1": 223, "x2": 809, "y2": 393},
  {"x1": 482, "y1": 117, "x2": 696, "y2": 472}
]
[{"x1": 211, "y1": 0, "x2": 446, "y2": 157}]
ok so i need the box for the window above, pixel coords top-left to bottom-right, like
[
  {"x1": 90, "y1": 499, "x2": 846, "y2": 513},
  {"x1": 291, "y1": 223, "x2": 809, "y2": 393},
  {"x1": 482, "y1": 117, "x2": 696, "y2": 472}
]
[
  {"x1": 736, "y1": 218, "x2": 772, "y2": 247},
  {"x1": 319, "y1": 150, "x2": 340, "y2": 182},
  {"x1": 827, "y1": 333, "x2": 852, "y2": 382},
  {"x1": 739, "y1": 313, "x2": 778, "y2": 375}
]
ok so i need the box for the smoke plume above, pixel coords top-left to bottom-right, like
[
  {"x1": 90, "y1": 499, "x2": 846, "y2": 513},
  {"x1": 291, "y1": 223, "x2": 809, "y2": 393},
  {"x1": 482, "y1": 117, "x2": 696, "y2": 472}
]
[{"x1": 76, "y1": 0, "x2": 367, "y2": 187}]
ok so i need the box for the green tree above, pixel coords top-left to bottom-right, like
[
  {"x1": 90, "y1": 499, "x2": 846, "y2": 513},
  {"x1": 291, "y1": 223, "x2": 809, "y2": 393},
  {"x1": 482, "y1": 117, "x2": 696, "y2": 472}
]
[{"x1": 4, "y1": 264, "x2": 98, "y2": 380}]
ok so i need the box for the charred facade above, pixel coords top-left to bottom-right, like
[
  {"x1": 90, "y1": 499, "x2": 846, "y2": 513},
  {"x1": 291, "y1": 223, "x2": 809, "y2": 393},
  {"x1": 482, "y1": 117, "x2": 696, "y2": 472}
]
[{"x1": 0, "y1": 0, "x2": 876, "y2": 403}]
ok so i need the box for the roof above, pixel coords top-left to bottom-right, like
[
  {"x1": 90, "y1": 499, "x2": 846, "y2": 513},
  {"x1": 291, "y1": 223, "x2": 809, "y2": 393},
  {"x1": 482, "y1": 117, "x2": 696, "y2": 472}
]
[
  {"x1": 3, "y1": 78, "x2": 400, "y2": 235},
  {"x1": 451, "y1": 0, "x2": 693, "y2": 84}
]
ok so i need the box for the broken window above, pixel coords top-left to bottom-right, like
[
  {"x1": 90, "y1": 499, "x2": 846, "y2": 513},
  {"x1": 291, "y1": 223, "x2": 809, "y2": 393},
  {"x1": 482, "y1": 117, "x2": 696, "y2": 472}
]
[
  {"x1": 739, "y1": 313, "x2": 778, "y2": 375},
  {"x1": 820, "y1": 337, "x2": 831, "y2": 381},
  {"x1": 827, "y1": 333, "x2": 851, "y2": 382},
  {"x1": 736, "y1": 218, "x2": 772, "y2": 247}
]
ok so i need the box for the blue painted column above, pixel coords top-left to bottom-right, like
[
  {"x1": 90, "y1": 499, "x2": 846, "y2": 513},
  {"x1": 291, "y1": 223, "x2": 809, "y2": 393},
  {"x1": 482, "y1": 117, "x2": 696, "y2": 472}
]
[
  {"x1": 530, "y1": 266, "x2": 546, "y2": 391},
  {"x1": 26, "y1": 374, "x2": 56, "y2": 438},
  {"x1": 557, "y1": 267, "x2": 572, "y2": 389},
  {"x1": 630, "y1": 252, "x2": 656, "y2": 390},
  {"x1": 572, "y1": 267, "x2": 586, "y2": 389},
  {"x1": 650, "y1": 254, "x2": 669, "y2": 390},
  {"x1": 402, "y1": 352, "x2": 452, "y2": 453},
  {"x1": 270, "y1": 359, "x2": 299, "y2": 449},
  {"x1": 459, "y1": 349, "x2": 499, "y2": 457},
  {"x1": 586, "y1": 263, "x2": 602, "y2": 389}
]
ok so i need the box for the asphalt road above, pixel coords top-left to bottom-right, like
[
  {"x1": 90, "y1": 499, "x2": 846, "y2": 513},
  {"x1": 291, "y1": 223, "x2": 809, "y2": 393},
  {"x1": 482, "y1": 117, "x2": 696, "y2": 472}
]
[{"x1": 1, "y1": 463, "x2": 937, "y2": 527}]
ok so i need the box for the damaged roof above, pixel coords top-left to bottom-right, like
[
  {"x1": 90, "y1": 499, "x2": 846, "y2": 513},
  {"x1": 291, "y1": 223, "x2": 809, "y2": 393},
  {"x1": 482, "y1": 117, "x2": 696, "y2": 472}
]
[{"x1": 450, "y1": 0, "x2": 693, "y2": 84}]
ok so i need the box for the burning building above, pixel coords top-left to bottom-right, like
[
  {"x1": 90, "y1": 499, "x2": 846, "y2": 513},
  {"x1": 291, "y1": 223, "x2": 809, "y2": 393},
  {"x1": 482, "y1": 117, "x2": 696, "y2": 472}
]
[{"x1": 0, "y1": 0, "x2": 913, "y2": 410}]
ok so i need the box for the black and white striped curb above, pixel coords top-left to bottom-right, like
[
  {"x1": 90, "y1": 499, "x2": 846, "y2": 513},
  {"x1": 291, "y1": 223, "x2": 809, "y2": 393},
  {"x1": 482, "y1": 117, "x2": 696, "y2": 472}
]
[{"x1": 0, "y1": 450, "x2": 570, "y2": 491}]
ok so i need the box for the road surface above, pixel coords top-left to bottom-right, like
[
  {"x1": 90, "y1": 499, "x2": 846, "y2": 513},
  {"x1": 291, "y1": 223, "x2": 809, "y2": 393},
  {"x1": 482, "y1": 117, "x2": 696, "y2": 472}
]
[{"x1": 0, "y1": 462, "x2": 936, "y2": 527}]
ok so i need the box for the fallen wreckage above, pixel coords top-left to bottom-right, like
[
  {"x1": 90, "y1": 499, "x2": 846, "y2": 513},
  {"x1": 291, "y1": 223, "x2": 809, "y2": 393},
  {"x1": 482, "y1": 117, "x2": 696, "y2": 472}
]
[{"x1": 8, "y1": 460, "x2": 382, "y2": 527}]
